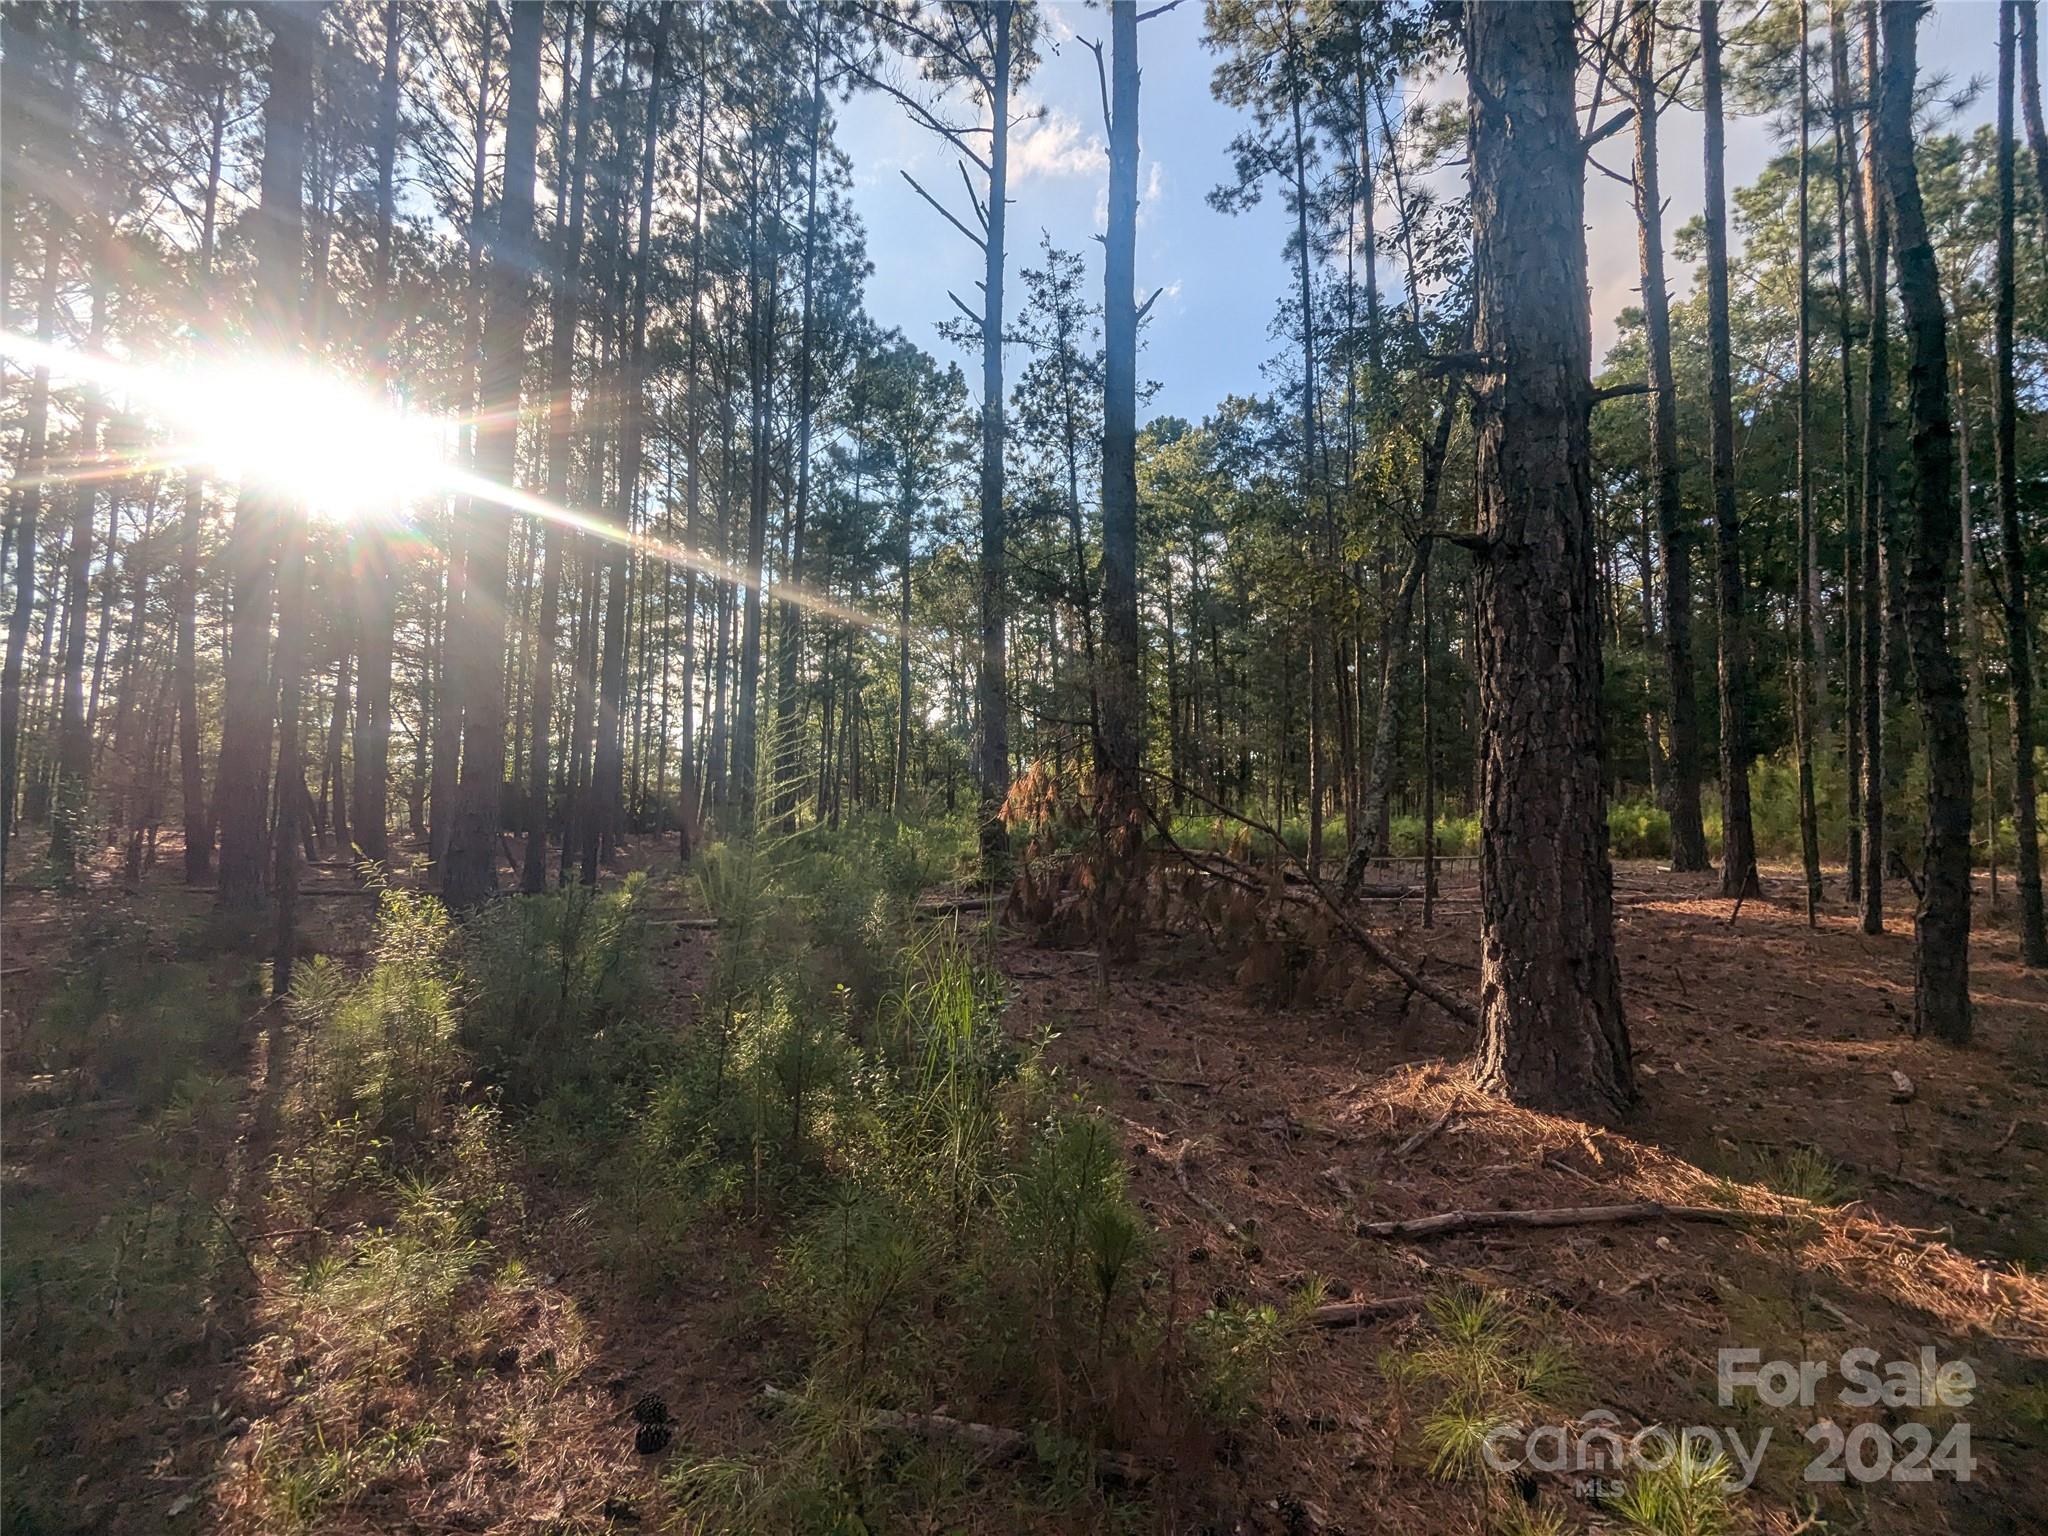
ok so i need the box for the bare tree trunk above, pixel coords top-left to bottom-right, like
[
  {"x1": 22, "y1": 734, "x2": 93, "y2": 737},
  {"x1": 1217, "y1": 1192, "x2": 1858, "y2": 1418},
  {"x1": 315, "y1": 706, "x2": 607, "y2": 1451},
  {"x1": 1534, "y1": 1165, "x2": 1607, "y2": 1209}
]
[
  {"x1": 2018, "y1": 1, "x2": 2048, "y2": 225},
  {"x1": 431, "y1": 12, "x2": 495, "y2": 871},
  {"x1": 523, "y1": 0, "x2": 597, "y2": 892},
  {"x1": 676, "y1": 83, "x2": 707, "y2": 860},
  {"x1": 1831, "y1": 3, "x2": 1863, "y2": 905},
  {"x1": 1631, "y1": 3, "x2": 1708, "y2": 873},
  {"x1": 774, "y1": 34, "x2": 825, "y2": 833},
  {"x1": 1795, "y1": 5, "x2": 1823, "y2": 923},
  {"x1": 1875, "y1": 0, "x2": 1972, "y2": 1044},
  {"x1": 1099, "y1": 0, "x2": 1144, "y2": 892},
  {"x1": 1857, "y1": 0, "x2": 1891, "y2": 934},
  {"x1": 1466, "y1": 0, "x2": 1632, "y2": 1120},
  {"x1": 49, "y1": 249, "x2": 107, "y2": 876},
  {"x1": 352, "y1": 0, "x2": 404, "y2": 870},
  {"x1": 443, "y1": 0, "x2": 542, "y2": 909},
  {"x1": 976, "y1": 2, "x2": 1015, "y2": 878},
  {"x1": 1, "y1": 4, "x2": 75, "y2": 867},
  {"x1": 217, "y1": 2, "x2": 316, "y2": 915},
  {"x1": 1997, "y1": 1, "x2": 2047, "y2": 964}
]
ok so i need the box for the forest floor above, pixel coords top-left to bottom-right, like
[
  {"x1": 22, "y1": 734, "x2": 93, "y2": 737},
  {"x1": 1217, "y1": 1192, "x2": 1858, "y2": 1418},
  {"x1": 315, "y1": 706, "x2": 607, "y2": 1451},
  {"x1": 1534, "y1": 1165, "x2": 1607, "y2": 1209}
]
[{"x1": 3, "y1": 833, "x2": 2045, "y2": 1535}]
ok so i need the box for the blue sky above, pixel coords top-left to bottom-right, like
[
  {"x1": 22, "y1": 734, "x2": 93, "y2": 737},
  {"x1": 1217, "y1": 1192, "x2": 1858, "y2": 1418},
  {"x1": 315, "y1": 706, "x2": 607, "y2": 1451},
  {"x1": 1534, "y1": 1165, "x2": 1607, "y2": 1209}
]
[{"x1": 836, "y1": 0, "x2": 2006, "y2": 428}]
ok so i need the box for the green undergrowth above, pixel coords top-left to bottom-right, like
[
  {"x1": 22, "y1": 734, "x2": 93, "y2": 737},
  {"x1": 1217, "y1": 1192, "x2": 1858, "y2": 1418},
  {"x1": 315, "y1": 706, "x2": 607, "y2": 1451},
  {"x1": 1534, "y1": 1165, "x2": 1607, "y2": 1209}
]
[
  {"x1": 1161, "y1": 748, "x2": 2045, "y2": 870},
  {"x1": 5, "y1": 815, "x2": 1303, "y2": 1531}
]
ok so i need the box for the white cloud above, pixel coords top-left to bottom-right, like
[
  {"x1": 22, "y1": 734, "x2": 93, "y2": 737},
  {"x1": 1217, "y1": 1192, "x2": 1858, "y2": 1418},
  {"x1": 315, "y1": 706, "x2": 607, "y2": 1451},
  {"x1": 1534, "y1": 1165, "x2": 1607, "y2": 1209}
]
[{"x1": 1010, "y1": 104, "x2": 1106, "y2": 182}]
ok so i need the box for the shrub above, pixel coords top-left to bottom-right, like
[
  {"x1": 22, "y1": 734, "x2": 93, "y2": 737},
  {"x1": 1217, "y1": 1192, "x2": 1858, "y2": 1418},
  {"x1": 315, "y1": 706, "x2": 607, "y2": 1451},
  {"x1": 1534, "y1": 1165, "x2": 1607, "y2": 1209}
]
[{"x1": 289, "y1": 889, "x2": 460, "y2": 1139}]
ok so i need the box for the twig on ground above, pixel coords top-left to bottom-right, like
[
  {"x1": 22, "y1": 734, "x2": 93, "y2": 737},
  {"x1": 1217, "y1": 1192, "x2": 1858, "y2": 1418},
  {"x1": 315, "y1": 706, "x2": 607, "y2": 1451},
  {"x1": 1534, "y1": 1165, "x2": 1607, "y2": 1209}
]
[
  {"x1": 1356, "y1": 1201, "x2": 1801, "y2": 1240},
  {"x1": 760, "y1": 1385, "x2": 1147, "y2": 1482},
  {"x1": 1390, "y1": 1108, "x2": 1456, "y2": 1161}
]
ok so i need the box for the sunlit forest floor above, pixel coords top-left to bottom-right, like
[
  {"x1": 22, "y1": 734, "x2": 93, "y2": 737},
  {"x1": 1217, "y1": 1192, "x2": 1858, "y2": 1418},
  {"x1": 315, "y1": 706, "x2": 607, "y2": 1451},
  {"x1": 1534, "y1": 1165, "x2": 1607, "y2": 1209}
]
[{"x1": 3, "y1": 827, "x2": 2045, "y2": 1535}]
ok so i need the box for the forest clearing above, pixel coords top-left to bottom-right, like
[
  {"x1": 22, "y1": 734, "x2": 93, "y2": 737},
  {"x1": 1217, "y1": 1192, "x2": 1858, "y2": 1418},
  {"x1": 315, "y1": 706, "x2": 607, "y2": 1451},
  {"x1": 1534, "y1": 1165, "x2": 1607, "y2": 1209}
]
[{"x1": 4, "y1": 0, "x2": 2048, "y2": 1531}]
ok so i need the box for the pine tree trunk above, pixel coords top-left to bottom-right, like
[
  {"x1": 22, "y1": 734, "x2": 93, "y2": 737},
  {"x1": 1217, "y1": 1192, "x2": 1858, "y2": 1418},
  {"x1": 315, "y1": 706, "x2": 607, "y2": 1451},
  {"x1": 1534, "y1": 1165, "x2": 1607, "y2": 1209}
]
[
  {"x1": 1794, "y1": 5, "x2": 1823, "y2": 923},
  {"x1": 443, "y1": 0, "x2": 542, "y2": 909},
  {"x1": 352, "y1": 0, "x2": 403, "y2": 871},
  {"x1": 774, "y1": 37, "x2": 824, "y2": 833},
  {"x1": 49, "y1": 255, "x2": 106, "y2": 876},
  {"x1": 1632, "y1": 4, "x2": 1708, "y2": 873},
  {"x1": 1099, "y1": 0, "x2": 1144, "y2": 888},
  {"x1": 2018, "y1": 2, "x2": 2048, "y2": 224},
  {"x1": 1466, "y1": 0, "x2": 1633, "y2": 1120},
  {"x1": 1, "y1": 3, "x2": 73, "y2": 867},
  {"x1": 1857, "y1": 1, "x2": 1891, "y2": 934},
  {"x1": 976, "y1": 2, "x2": 1015, "y2": 878},
  {"x1": 676, "y1": 86, "x2": 708, "y2": 860},
  {"x1": 1875, "y1": 0, "x2": 1973, "y2": 1044},
  {"x1": 216, "y1": 2, "x2": 316, "y2": 913},
  {"x1": 1996, "y1": 1, "x2": 2047, "y2": 964}
]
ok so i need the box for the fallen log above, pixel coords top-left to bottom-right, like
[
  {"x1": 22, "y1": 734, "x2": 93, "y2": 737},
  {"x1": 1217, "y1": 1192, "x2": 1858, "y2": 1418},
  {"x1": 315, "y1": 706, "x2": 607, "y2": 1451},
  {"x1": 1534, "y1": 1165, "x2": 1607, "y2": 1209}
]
[
  {"x1": 1356, "y1": 1201, "x2": 1800, "y2": 1240},
  {"x1": 761, "y1": 1385, "x2": 1146, "y2": 1482}
]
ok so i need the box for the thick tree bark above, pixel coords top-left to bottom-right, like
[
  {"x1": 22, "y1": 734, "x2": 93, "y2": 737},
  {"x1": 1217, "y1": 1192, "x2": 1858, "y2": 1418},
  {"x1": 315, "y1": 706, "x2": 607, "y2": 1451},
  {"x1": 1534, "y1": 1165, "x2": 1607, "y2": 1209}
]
[
  {"x1": 1996, "y1": 2, "x2": 2047, "y2": 964},
  {"x1": 443, "y1": 0, "x2": 542, "y2": 909},
  {"x1": 1631, "y1": 4, "x2": 1707, "y2": 873},
  {"x1": 1465, "y1": 0, "x2": 1632, "y2": 1120},
  {"x1": 1875, "y1": 0, "x2": 1972, "y2": 1043},
  {"x1": 1099, "y1": 0, "x2": 1143, "y2": 876}
]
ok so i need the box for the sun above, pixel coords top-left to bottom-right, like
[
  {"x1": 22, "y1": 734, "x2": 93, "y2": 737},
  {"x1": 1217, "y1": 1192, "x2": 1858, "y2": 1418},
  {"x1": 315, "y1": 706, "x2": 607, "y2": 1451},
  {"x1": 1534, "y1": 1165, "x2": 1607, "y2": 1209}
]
[{"x1": 170, "y1": 358, "x2": 450, "y2": 523}]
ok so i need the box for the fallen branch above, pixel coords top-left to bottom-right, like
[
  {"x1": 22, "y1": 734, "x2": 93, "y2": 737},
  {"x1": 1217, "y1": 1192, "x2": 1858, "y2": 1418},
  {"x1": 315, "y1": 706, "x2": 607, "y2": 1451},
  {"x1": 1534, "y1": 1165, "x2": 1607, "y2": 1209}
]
[
  {"x1": 1309, "y1": 1294, "x2": 1427, "y2": 1329},
  {"x1": 1390, "y1": 1108, "x2": 1456, "y2": 1161},
  {"x1": 1138, "y1": 771, "x2": 1479, "y2": 1030},
  {"x1": 761, "y1": 1385, "x2": 1146, "y2": 1482},
  {"x1": 1172, "y1": 1140, "x2": 1253, "y2": 1249},
  {"x1": 1356, "y1": 1201, "x2": 1800, "y2": 1240},
  {"x1": 1095, "y1": 1050, "x2": 1211, "y2": 1093}
]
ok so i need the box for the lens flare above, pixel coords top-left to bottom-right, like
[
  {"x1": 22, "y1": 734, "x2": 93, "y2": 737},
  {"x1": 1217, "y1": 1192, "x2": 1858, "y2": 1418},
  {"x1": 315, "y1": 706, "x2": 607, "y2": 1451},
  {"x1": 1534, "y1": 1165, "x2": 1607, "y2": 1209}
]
[{"x1": 0, "y1": 329, "x2": 893, "y2": 634}]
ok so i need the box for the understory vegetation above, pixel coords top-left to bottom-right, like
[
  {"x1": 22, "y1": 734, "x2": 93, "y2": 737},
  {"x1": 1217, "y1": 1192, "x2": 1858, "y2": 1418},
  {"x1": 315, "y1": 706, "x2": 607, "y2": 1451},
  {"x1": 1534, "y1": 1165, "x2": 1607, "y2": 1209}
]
[{"x1": 0, "y1": 820, "x2": 1354, "y2": 1533}]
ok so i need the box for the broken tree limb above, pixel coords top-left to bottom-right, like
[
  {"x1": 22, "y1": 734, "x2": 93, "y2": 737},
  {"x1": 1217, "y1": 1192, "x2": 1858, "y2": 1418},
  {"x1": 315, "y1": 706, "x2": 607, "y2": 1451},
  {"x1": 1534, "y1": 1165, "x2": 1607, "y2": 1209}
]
[
  {"x1": 760, "y1": 1385, "x2": 1147, "y2": 1482},
  {"x1": 1139, "y1": 772, "x2": 1480, "y2": 1030},
  {"x1": 1356, "y1": 1201, "x2": 1800, "y2": 1240}
]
